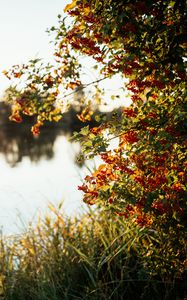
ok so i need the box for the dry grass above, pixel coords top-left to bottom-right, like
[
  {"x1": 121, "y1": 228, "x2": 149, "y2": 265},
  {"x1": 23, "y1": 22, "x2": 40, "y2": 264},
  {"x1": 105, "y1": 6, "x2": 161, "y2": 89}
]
[{"x1": 0, "y1": 204, "x2": 186, "y2": 300}]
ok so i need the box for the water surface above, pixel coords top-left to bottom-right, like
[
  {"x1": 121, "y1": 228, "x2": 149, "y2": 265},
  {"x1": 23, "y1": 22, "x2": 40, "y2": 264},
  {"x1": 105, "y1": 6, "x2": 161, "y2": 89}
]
[{"x1": 0, "y1": 126, "x2": 95, "y2": 235}]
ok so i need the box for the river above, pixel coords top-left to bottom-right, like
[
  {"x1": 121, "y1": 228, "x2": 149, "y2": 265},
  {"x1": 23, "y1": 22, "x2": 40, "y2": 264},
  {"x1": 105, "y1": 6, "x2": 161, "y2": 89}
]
[{"x1": 0, "y1": 116, "x2": 98, "y2": 235}]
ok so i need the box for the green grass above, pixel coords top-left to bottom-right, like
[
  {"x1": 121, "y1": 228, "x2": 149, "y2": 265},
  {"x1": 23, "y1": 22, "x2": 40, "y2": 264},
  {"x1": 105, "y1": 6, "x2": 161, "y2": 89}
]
[{"x1": 0, "y1": 204, "x2": 186, "y2": 300}]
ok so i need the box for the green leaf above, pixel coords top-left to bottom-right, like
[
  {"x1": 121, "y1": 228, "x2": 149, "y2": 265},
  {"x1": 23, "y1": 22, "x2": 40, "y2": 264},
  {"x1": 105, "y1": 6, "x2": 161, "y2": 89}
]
[{"x1": 80, "y1": 126, "x2": 89, "y2": 136}]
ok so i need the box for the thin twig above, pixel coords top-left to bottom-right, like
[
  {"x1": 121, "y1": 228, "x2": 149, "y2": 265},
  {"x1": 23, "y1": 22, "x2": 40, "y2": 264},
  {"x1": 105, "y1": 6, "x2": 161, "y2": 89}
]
[{"x1": 63, "y1": 76, "x2": 109, "y2": 98}]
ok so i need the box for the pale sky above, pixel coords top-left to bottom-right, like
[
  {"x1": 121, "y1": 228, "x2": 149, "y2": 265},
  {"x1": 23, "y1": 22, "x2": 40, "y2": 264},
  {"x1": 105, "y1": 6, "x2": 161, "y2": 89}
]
[
  {"x1": 0, "y1": 0, "x2": 131, "y2": 108},
  {"x1": 0, "y1": 0, "x2": 70, "y2": 94}
]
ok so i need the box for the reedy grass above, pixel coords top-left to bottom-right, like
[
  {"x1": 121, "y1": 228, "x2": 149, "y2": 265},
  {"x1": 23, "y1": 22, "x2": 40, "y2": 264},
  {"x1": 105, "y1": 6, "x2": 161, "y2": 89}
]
[{"x1": 0, "y1": 204, "x2": 186, "y2": 300}]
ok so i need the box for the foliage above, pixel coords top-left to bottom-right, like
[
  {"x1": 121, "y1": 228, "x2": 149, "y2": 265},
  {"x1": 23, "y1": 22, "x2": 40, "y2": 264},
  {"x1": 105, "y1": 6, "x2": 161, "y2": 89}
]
[
  {"x1": 0, "y1": 206, "x2": 186, "y2": 300},
  {"x1": 1, "y1": 1, "x2": 187, "y2": 295},
  {"x1": 3, "y1": 0, "x2": 187, "y2": 226}
]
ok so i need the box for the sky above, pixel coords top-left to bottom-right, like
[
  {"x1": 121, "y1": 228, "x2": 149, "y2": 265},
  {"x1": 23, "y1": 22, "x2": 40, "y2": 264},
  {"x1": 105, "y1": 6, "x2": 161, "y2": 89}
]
[
  {"x1": 0, "y1": 0, "x2": 131, "y2": 108},
  {"x1": 0, "y1": 0, "x2": 130, "y2": 233},
  {"x1": 0, "y1": 0, "x2": 70, "y2": 94}
]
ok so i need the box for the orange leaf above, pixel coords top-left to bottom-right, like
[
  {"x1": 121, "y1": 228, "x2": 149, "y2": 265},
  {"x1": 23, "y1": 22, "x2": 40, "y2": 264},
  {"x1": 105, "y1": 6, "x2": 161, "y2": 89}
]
[{"x1": 64, "y1": 0, "x2": 77, "y2": 12}]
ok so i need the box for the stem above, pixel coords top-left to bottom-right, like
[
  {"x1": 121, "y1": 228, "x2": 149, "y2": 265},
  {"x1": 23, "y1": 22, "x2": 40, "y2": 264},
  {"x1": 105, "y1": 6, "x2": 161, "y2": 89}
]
[{"x1": 63, "y1": 76, "x2": 109, "y2": 98}]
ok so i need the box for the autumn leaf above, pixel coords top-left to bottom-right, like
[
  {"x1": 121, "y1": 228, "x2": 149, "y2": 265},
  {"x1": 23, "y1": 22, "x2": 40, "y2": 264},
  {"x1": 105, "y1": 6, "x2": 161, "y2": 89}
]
[{"x1": 64, "y1": 0, "x2": 77, "y2": 12}]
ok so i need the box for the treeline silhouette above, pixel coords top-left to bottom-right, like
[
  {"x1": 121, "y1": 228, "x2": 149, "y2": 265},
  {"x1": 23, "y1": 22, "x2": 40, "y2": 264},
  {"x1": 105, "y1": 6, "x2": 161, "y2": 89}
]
[{"x1": 0, "y1": 102, "x2": 106, "y2": 167}]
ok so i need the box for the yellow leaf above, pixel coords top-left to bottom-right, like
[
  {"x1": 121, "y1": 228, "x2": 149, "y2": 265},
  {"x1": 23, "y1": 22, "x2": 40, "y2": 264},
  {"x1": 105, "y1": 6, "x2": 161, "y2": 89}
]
[
  {"x1": 84, "y1": 7, "x2": 91, "y2": 14},
  {"x1": 79, "y1": 24, "x2": 86, "y2": 31},
  {"x1": 64, "y1": 0, "x2": 77, "y2": 12},
  {"x1": 53, "y1": 114, "x2": 62, "y2": 122},
  {"x1": 2, "y1": 70, "x2": 8, "y2": 75}
]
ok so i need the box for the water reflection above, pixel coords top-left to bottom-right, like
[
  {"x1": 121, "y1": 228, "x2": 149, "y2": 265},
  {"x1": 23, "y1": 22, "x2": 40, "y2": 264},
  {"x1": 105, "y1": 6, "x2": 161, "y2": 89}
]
[
  {"x1": 0, "y1": 127, "x2": 58, "y2": 167},
  {"x1": 0, "y1": 135, "x2": 89, "y2": 235},
  {"x1": 0, "y1": 102, "x2": 88, "y2": 167},
  {"x1": 0, "y1": 102, "x2": 98, "y2": 234}
]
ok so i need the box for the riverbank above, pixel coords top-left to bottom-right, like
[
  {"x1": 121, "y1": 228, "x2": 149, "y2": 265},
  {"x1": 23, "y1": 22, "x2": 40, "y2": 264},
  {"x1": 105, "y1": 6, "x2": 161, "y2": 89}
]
[{"x1": 1, "y1": 206, "x2": 186, "y2": 300}]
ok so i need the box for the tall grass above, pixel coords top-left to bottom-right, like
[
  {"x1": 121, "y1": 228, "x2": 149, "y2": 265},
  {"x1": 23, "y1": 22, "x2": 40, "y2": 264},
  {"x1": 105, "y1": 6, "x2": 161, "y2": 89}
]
[{"x1": 0, "y1": 204, "x2": 186, "y2": 300}]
